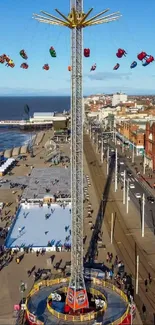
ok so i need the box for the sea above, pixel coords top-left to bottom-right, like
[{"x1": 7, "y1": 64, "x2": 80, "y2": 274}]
[{"x1": 0, "y1": 96, "x2": 70, "y2": 152}]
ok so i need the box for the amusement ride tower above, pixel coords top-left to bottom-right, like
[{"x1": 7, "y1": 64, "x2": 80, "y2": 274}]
[{"x1": 33, "y1": 0, "x2": 120, "y2": 312}]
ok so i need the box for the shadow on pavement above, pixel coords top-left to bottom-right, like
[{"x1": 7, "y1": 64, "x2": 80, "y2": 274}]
[{"x1": 85, "y1": 153, "x2": 115, "y2": 263}]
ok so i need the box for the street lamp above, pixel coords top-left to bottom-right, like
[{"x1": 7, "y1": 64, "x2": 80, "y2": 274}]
[
  {"x1": 107, "y1": 146, "x2": 109, "y2": 175},
  {"x1": 142, "y1": 193, "x2": 145, "y2": 237},
  {"x1": 132, "y1": 144, "x2": 134, "y2": 163},
  {"x1": 126, "y1": 178, "x2": 129, "y2": 214},
  {"x1": 123, "y1": 170, "x2": 126, "y2": 204},
  {"x1": 115, "y1": 148, "x2": 118, "y2": 192}
]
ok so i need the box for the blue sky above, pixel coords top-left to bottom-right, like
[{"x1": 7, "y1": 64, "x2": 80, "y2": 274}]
[{"x1": 1, "y1": 0, "x2": 155, "y2": 96}]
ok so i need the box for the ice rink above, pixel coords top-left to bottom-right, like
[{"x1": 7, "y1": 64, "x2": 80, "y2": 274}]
[{"x1": 5, "y1": 203, "x2": 71, "y2": 249}]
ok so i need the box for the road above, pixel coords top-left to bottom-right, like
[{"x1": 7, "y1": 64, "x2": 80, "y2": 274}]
[
  {"x1": 84, "y1": 133, "x2": 155, "y2": 324},
  {"x1": 109, "y1": 140, "x2": 155, "y2": 234},
  {"x1": 94, "y1": 131, "x2": 155, "y2": 235}
]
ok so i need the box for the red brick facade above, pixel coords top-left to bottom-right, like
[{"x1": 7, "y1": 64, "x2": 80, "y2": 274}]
[
  {"x1": 116, "y1": 121, "x2": 144, "y2": 147},
  {"x1": 145, "y1": 122, "x2": 155, "y2": 170}
]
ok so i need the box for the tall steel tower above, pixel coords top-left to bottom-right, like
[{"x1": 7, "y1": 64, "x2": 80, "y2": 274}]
[{"x1": 33, "y1": 0, "x2": 121, "y2": 312}]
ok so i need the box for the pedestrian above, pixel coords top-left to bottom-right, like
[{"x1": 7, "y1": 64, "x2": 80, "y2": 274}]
[
  {"x1": 148, "y1": 273, "x2": 152, "y2": 284},
  {"x1": 114, "y1": 255, "x2": 118, "y2": 267},
  {"x1": 106, "y1": 252, "x2": 110, "y2": 263},
  {"x1": 110, "y1": 269, "x2": 113, "y2": 280},
  {"x1": 144, "y1": 279, "x2": 148, "y2": 292},
  {"x1": 110, "y1": 253, "x2": 113, "y2": 263},
  {"x1": 129, "y1": 294, "x2": 133, "y2": 303},
  {"x1": 142, "y1": 304, "x2": 146, "y2": 315}
]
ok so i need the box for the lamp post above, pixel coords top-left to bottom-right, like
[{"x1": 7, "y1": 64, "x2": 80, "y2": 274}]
[
  {"x1": 101, "y1": 137, "x2": 103, "y2": 163},
  {"x1": 136, "y1": 255, "x2": 139, "y2": 295},
  {"x1": 142, "y1": 193, "x2": 145, "y2": 237},
  {"x1": 123, "y1": 170, "x2": 126, "y2": 204},
  {"x1": 113, "y1": 128, "x2": 115, "y2": 141},
  {"x1": 114, "y1": 129, "x2": 116, "y2": 145},
  {"x1": 96, "y1": 133, "x2": 98, "y2": 153},
  {"x1": 143, "y1": 152, "x2": 146, "y2": 174},
  {"x1": 132, "y1": 143, "x2": 134, "y2": 163},
  {"x1": 111, "y1": 212, "x2": 114, "y2": 244},
  {"x1": 89, "y1": 124, "x2": 91, "y2": 139},
  {"x1": 115, "y1": 148, "x2": 118, "y2": 192},
  {"x1": 126, "y1": 178, "x2": 129, "y2": 214},
  {"x1": 107, "y1": 146, "x2": 109, "y2": 175}
]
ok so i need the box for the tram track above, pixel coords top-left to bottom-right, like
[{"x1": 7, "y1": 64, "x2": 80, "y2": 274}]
[{"x1": 84, "y1": 134, "x2": 155, "y2": 323}]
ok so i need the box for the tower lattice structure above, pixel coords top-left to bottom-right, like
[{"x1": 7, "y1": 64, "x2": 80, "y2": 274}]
[{"x1": 33, "y1": 0, "x2": 121, "y2": 311}]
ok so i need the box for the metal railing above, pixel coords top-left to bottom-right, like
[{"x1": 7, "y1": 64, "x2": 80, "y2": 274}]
[{"x1": 25, "y1": 278, "x2": 130, "y2": 324}]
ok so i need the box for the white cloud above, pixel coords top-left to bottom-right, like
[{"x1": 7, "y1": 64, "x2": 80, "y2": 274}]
[{"x1": 86, "y1": 71, "x2": 132, "y2": 81}]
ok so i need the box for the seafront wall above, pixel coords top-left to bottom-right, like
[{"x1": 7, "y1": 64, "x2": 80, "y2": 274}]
[
  {"x1": 34, "y1": 131, "x2": 44, "y2": 145},
  {"x1": 1, "y1": 131, "x2": 45, "y2": 159}
]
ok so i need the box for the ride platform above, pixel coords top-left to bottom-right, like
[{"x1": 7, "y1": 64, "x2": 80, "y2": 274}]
[{"x1": 25, "y1": 277, "x2": 131, "y2": 325}]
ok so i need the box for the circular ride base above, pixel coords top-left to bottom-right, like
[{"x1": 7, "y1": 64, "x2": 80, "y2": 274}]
[{"x1": 26, "y1": 278, "x2": 131, "y2": 325}]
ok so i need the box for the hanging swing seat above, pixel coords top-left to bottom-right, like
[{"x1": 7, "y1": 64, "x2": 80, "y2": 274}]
[
  {"x1": 113, "y1": 63, "x2": 120, "y2": 70},
  {"x1": 0, "y1": 56, "x2": 5, "y2": 63},
  {"x1": 137, "y1": 51, "x2": 147, "y2": 61},
  {"x1": 49, "y1": 47, "x2": 56, "y2": 58},
  {"x1": 130, "y1": 61, "x2": 137, "y2": 69},
  {"x1": 116, "y1": 48, "x2": 127, "y2": 58},
  {"x1": 84, "y1": 48, "x2": 90, "y2": 57},
  {"x1": 19, "y1": 50, "x2": 28, "y2": 60},
  {"x1": 43, "y1": 64, "x2": 50, "y2": 70},
  {"x1": 20, "y1": 63, "x2": 29, "y2": 69},
  {"x1": 90, "y1": 63, "x2": 96, "y2": 71}
]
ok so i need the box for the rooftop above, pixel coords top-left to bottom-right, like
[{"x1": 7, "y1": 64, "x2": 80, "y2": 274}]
[{"x1": 33, "y1": 112, "x2": 55, "y2": 117}]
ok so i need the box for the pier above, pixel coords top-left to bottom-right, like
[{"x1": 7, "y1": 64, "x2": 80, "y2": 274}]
[
  {"x1": 0, "y1": 113, "x2": 70, "y2": 130},
  {"x1": 0, "y1": 120, "x2": 53, "y2": 130}
]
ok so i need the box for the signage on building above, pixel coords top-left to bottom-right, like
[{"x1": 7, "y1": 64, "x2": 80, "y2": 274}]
[
  {"x1": 28, "y1": 313, "x2": 36, "y2": 323},
  {"x1": 66, "y1": 288, "x2": 89, "y2": 310}
]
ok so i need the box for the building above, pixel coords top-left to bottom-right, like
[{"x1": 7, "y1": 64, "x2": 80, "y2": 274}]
[
  {"x1": 112, "y1": 92, "x2": 127, "y2": 107},
  {"x1": 29, "y1": 112, "x2": 70, "y2": 130},
  {"x1": 145, "y1": 122, "x2": 155, "y2": 170},
  {"x1": 32, "y1": 112, "x2": 55, "y2": 121},
  {"x1": 116, "y1": 121, "x2": 144, "y2": 155},
  {"x1": 53, "y1": 129, "x2": 70, "y2": 143}
]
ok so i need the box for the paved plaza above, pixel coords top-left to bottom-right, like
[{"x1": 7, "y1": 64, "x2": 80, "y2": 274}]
[
  {"x1": 5, "y1": 203, "x2": 71, "y2": 249},
  {"x1": 0, "y1": 167, "x2": 88, "y2": 200}
]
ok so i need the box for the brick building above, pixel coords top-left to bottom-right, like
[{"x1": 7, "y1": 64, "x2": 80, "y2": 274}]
[
  {"x1": 116, "y1": 121, "x2": 144, "y2": 155},
  {"x1": 145, "y1": 122, "x2": 155, "y2": 170}
]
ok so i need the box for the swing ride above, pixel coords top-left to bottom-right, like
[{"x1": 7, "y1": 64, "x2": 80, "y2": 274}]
[
  {"x1": 113, "y1": 49, "x2": 154, "y2": 70},
  {"x1": 0, "y1": 47, "x2": 154, "y2": 70},
  {"x1": 12, "y1": 0, "x2": 137, "y2": 323},
  {"x1": 0, "y1": 44, "x2": 154, "y2": 72},
  {"x1": 0, "y1": 46, "x2": 154, "y2": 70}
]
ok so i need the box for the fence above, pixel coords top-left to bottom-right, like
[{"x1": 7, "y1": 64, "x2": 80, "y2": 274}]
[{"x1": 25, "y1": 278, "x2": 130, "y2": 324}]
